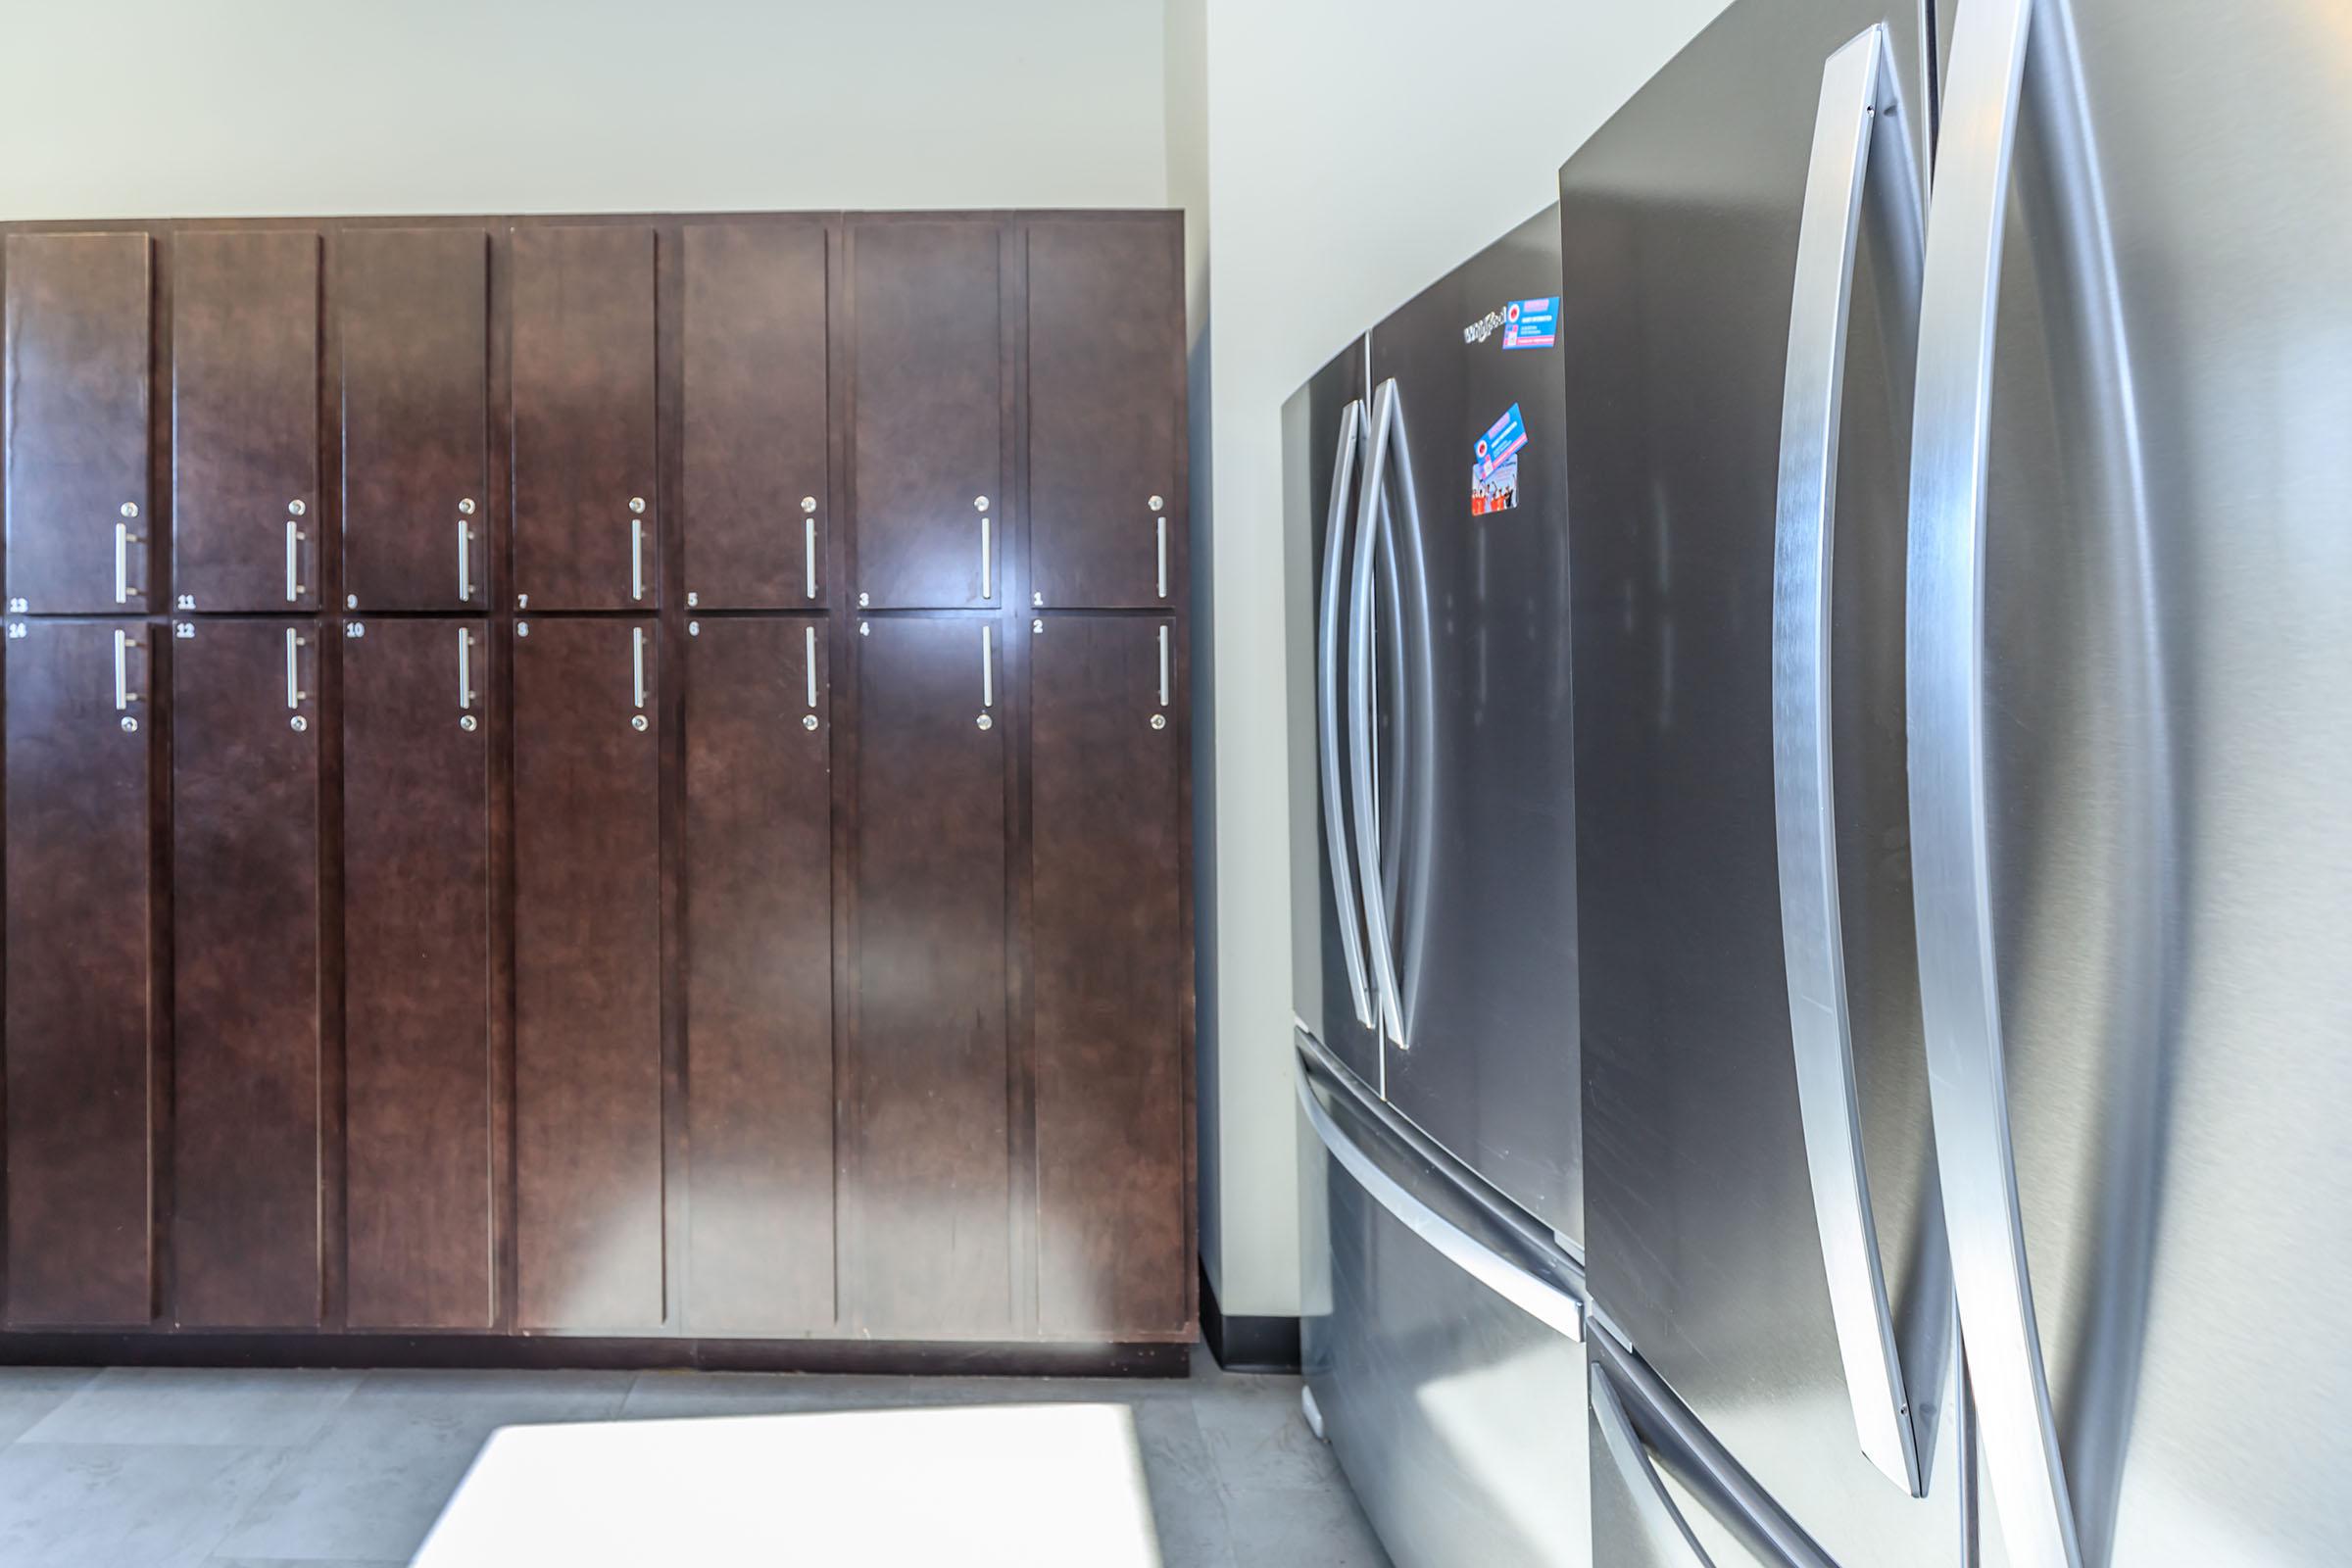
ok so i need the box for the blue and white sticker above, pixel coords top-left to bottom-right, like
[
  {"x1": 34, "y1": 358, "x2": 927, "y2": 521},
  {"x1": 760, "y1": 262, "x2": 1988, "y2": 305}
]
[
  {"x1": 1501, "y1": 297, "x2": 1559, "y2": 350},
  {"x1": 1475, "y1": 403, "x2": 1528, "y2": 480}
]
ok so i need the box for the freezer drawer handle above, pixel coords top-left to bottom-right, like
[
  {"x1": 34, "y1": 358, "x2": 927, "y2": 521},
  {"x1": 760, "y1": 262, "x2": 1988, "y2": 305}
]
[
  {"x1": 1293, "y1": 1048, "x2": 1581, "y2": 1341},
  {"x1": 1905, "y1": 0, "x2": 2147, "y2": 1561},
  {"x1": 1768, "y1": 21, "x2": 1935, "y2": 1501},
  {"x1": 1590, "y1": 1364, "x2": 1719, "y2": 1567},
  {"x1": 1317, "y1": 398, "x2": 1378, "y2": 1030},
  {"x1": 1347, "y1": 379, "x2": 1407, "y2": 1049}
]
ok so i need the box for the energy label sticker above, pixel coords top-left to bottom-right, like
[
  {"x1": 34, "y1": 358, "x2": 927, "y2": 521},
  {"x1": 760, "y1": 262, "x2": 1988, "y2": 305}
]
[{"x1": 1501, "y1": 297, "x2": 1560, "y2": 350}]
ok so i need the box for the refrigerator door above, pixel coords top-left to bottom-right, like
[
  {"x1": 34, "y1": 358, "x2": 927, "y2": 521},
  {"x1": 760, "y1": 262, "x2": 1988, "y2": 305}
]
[
  {"x1": 1297, "y1": 1034, "x2": 1587, "y2": 1568},
  {"x1": 1360, "y1": 207, "x2": 1582, "y2": 1245},
  {"x1": 1908, "y1": 2, "x2": 2352, "y2": 1565},
  {"x1": 1561, "y1": 0, "x2": 1967, "y2": 1562},
  {"x1": 1283, "y1": 340, "x2": 1382, "y2": 1083}
]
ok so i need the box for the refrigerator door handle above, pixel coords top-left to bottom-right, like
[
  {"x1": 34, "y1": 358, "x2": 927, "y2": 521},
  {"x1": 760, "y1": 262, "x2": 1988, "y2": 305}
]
[
  {"x1": 1590, "y1": 1363, "x2": 1720, "y2": 1568},
  {"x1": 1907, "y1": 0, "x2": 2083, "y2": 1563},
  {"x1": 1295, "y1": 1041, "x2": 1582, "y2": 1341},
  {"x1": 1318, "y1": 398, "x2": 1378, "y2": 1030},
  {"x1": 1348, "y1": 378, "x2": 1407, "y2": 1047},
  {"x1": 1769, "y1": 21, "x2": 1931, "y2": 1500}
]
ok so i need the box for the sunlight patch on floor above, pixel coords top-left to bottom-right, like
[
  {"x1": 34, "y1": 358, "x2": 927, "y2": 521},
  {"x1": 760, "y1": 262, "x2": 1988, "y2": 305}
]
[{"x1": 410, "y1": 1400, "x2": 1164, "y2": 1567}]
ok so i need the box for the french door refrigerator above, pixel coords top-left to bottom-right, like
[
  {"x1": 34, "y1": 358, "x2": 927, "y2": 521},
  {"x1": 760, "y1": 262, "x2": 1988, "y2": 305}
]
[
  {"x1": 1566, "y1": 0, "x2": 2352, "y2": 1565},
  {"x1": 1286, "y1": 206, "x2": 1590, "y2": 1567}
]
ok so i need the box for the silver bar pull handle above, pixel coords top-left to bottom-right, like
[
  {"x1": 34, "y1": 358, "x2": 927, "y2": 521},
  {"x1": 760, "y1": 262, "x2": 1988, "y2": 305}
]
[
  {"x1": 806, "y1": 625, "x2": 819, "y2": 709},
  {"x1": 1318, "y1": 399, "x2": 1377, "y2": 1030},
  {"x1": 980, "y1": 515, "x2": 993, "y2": 601},
  {"x1": 632, "y1": 625, "x2": 647, "y2": 710},
  {"x1": 285, "y1": 520, "x2": 301, "y2": 603},
  {"x1": 458, "y1": 519, "x2": 472, "y2": 602},
  {"x1": 631, "y1": 519, "x2": 646, "y2": 603},
  {"x1": 1591, "y1": 1365, "x2": 1720, "y2": 1567},
  {"x1": 1907, "y1": 0, "x2": 2082, "y2": 1563},
  {"x1": 284, "y1": 627, "x2": 301, "y2": 709},
  {"x1": 1770, "y1": 21, "x2": 1929, "y2": 1500},
  {"x1": 1296, "y1": 1052, "x2": 1583, "y2": 1342},
  {"x1": 458, "y1": 628, "x2": 471, "y2": 711},
  {"x1": 116, "y1": 522, "x2": 130, "y2": 606},
  {"x1": 1348, "y1": 380, "x2": 1406, "y2": 1047},
  {"x1": 1157, "y1": 624, "x2": 1171, "y2": 707},
  {"x1": 1156, "y1": 514, "x2": 1169, "y2": 599},
  {"x1": 981, "y1": 623, "x2": 994, "y2": 708},
  {"x1": 806, "y1": 516, "x2": 818, "y2": 600},
  {"x1": 114, "y1": 629, "x2": 129, "y2": 710}
]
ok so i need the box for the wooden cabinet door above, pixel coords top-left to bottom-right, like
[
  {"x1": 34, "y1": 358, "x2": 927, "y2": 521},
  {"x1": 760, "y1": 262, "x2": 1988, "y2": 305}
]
[
  {"x1": 513, "y1": 614, "x2": 662, "y2": 1328},
  {"x1": 172, "y1": 230, "x2": 320, "y2": 613},
  {"x1": 1029, "y1": 615, "x2": 1187, "y2": 1335},
  {"x1": 1026, "y1": 220, "x2": 1183, "y2": 611},
  {"x1": 511, "y1": 226, "x2": 657, "y2": 612},
  {"x1": 682, "y1": 224, "x2": 828, "y2": 610},
  {"x1": 846, "y1": 220, "x2": 1004, "y2": 610},
  {"x1": 342, "y1": 616, "x2": 492, "y2": 1329},
  {"x1": 3, "y1": 233, "x2": 152, "y2": 615},
  {"x1": 684, "y1": 615, "x2": 832, "y2": 1333},
  {"x1": 850, "y1": 614, "x2": 1008, "y2": 1335},
  {"x1": 340, "y1": 228, "x2": 489, "y2": 612},
  {"x1": 172, "y1": 617, "x2": 321, "y2": 1327},
  {"x1": 4, "y1": 620, "x2": 155, "y2": 1325}
]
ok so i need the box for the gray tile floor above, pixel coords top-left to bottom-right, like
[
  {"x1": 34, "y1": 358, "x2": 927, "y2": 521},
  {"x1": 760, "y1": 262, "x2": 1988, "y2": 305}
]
[{"x1": 0, "y1": 1344, "x2": 1389, "y2": 1568}]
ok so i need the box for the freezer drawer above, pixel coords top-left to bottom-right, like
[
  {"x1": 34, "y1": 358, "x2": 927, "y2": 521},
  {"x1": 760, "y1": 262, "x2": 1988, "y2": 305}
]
[{"x1": 1297, "y1": 1037, "x2": 1586, "y2": 1568}]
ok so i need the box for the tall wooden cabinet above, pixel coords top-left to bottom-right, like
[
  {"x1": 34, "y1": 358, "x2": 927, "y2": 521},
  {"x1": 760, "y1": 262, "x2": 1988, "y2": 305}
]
[{"x1": 0, "y1": 209, "x2": 1190, "y2": 1369}]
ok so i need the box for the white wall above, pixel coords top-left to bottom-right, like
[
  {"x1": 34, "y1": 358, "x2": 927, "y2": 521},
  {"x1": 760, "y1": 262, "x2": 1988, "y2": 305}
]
[
  {"x1": 0, "y1": 0, "x2": 1168, "y2": 219},
  {"x1": 1189, "y1": 0, "x2": 1736, "y2": 1315}
]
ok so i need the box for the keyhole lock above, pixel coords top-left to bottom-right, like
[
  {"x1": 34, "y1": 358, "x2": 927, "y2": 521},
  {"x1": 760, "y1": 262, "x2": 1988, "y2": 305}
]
[
  {"x1": 1150, "y1": 713, "x2": 1166, "y2": 731},
  {"x1": 460, "y1": 714, "x2": 477, "y2": 732},
  {"x1": 121, "y1": 716, "x2": 139, "y2": 733},
  {"x1": 631, "y1": 714, "x2": 649, "y2": 732},
  {"x1": 803, "y1": 713, "x2": 820, "y2": 731},
  {"x1": 290, "y1": 714, "x2": 309, "y2": 733},
  {"x1": 628, "y1": 497, "x2": 647, "y2": 514},
  {"x1": 976, "y1": 713, "x2": 994, "y2": 731}
]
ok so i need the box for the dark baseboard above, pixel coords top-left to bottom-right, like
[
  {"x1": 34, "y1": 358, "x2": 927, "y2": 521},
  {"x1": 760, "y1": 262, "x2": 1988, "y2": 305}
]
[
  {"x1": 1199, "y1": 1259, "x2": 1300, "y2": 1374},
  {"x1": 0, "y1": 1332, "x2": 1191, "y2": 1379}
]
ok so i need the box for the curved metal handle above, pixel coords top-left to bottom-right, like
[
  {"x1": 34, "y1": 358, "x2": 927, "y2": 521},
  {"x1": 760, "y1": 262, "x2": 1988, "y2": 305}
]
[
  {"x1": 284, "y1": 627, "x2": 303, "y2": 709},
  {"x1": 631, "y1": 625, "x2": 647, "y2": 710},
  {"x1": 1157, "y1": 624, "x2": 1170, "y2": 708},
  {"x1": 1770, "y1": 21, "x2": 1929, "y2": 1499},
  {"x1": 1591, "y1": 1363, "x2": 1718, "y2": 1567},
  {"x1": 1155, "y1": 513, "x2": 1169, "y2": 599},
  {"x1": 458, "y1": 627, "x2": 472, "y2": 712},
  {"x1": 1348, "y1": 381, "x2": 1406, "y2": 1047},
  {"x1": 630, "y1": 518, "x2": 647, "y2": 603},
  {"x1": 285, "y1": 520, "x2": 303, "y2": 603},
  {"x1": 458, "y1": 518, "x2": 472, "y2": 602},
  {"x1": 1317, "y1": 399, "x2": 1377, "y2": 1031},
  {"x1": 806, "y1": 516, "x2": 819, "y2": 600},
  {"x1": 980, "y1": 623, "x2": 994, "y2": 709},
  {"x1": 1906, "y1": 0, "x2": 2081, "y2": 1563},
  {"x1": 805, "y1": 625, "x2": 819, "y2": 710},
  {"x1": 116, "y1": 522, "x2": 130, "y2": 606},
  {"x1": 980, "y1": 515, "x2": 993, "y2": 601},
  {"x1": 1295, "y1": 1049, "x2": 1582, "y2": 1341}
]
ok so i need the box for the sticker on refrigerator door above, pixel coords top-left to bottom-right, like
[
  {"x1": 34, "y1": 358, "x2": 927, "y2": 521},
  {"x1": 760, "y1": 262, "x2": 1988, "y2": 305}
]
[
  {"x1": 1501, "y1": 297, "x2": 1559, "y2": 350},
  {"x1": 1471, "y1": 453, "x2": 1520, "y2": 514},
  {"x1": 1475, "y1": 404, "x2": 1528, "y2": 477}
]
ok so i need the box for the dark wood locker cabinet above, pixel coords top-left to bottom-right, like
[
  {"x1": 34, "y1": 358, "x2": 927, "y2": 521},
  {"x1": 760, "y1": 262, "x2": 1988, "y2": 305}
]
[
  {"x1": 845, "y1": 220, "x2": 1004, "y2": 610},
  {"x1": 1026, "y1": 220, "x2": 1184, "y2": 611},
  {"x1": 3, "y1": 233, "x2": 153, "y2": 616},
  {"x1": 682, "y1": 224, "x2": 829, "y2": 610},
  {"x1": 172, "y1": 617, "x2": 322, "y2": 1327},
  {"x1": 684, "y1": 615, "x2": 833, "y2": 1333},
  {"x1": 1029, "y1": 615, "x2": 1187, "y2": 1335},
  {"x1": 342, "y1": 617, "x2": 494, "y2": 1329},
  {"x1": 340, "y1": 227, "x2": 490, "y2": 612},
  {"x1": 850, "y1": 614, "x2": 1010, "y2": 1335},
  {"x1": 172, "y1": 230, "x2": 321, "y2": 613},
  {"x1": 513, "y1": 614, "x2": 663, "y2": 1329},
  {"x1": 4, "y1": 620, "x2": 156, "y2": 1325},
  {"x1": 511, "y1": 226, "x2": 658, "y2": 612}
]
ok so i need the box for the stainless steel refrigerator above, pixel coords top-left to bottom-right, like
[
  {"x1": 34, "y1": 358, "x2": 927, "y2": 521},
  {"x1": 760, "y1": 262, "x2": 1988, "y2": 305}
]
[
  {"x1": 1286, "y1": 206, "x2": 1591, "y2": 1568},
  {"x1": 1564, "y1": 0, "x2": 2352, "y2": 1565}
]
